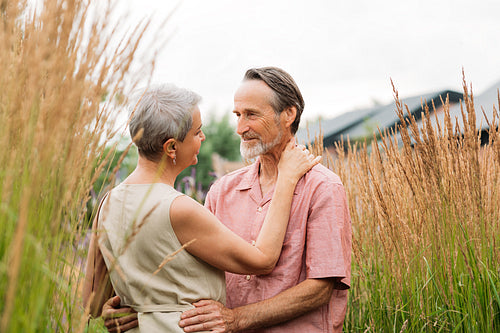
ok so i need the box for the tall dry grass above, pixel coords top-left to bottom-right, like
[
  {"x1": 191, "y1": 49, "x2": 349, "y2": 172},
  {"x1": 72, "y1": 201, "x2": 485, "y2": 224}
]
[
  {"x1": 317, "y1": 75, "x2": 499, "y2": 331},
  {"x1": 0, "y1": 0, "x2": 154, "y2": 331}
]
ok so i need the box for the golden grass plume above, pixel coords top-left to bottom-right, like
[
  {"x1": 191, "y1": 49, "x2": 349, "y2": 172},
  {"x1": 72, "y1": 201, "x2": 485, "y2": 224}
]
[{"x1": 0, "y1": 0, "x2": 156, "y2": 331}]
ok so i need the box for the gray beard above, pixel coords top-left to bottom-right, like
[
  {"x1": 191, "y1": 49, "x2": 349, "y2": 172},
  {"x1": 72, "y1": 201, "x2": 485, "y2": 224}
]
[{"x1": 240, "y1": 131, "x2": 283, "y2": 160}]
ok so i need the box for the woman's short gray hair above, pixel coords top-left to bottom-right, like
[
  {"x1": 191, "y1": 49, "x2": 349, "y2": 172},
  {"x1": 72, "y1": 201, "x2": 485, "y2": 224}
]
[{"x1": 129, "y1": 84, "x2": 201, "y2": 162}]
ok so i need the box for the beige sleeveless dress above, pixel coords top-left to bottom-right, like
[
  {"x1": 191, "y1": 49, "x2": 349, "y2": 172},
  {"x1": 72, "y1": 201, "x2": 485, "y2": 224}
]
[{"x1": 98, "y1": 183, "x2": 226, "y2": 332}]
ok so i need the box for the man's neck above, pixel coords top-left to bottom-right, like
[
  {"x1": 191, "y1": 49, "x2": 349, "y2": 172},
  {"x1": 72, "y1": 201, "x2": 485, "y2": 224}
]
[{"x1": 258, "y1": 136, "x2": 291, "y2": 195}]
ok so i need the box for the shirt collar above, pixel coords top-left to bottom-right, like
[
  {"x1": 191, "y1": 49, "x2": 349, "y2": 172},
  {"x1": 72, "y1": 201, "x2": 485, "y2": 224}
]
[
  {"x1": 235, "y1": 156, "x2": 301, "y2": 195},
  {"x1": 235, "y1": 157, "x2": 261, "y2": 191}
]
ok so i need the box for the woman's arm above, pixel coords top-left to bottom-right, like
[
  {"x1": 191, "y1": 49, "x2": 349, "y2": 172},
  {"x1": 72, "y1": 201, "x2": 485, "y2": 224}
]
[{"x1": 170, "y1": 143, "x2": 320, "y2": 275}]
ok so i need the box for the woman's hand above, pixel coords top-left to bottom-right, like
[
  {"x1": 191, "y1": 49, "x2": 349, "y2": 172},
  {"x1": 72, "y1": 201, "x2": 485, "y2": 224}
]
[{"x1": 278, "y1": 139, "x2": 321, "y2": 183}]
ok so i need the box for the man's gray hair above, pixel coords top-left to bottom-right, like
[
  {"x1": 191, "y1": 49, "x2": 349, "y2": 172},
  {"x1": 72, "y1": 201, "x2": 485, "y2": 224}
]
[{"x1": 129, "y1": 84, "x2": 201, "y2": 162}]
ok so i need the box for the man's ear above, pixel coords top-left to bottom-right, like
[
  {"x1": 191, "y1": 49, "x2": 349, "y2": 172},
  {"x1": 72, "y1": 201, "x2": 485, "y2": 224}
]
[
  {"x1": 281, "y1": 106, "x2": 297, "y2": 129},
  {"x1": 163, "y1": 138, "x2": 176, "y2": 159}
]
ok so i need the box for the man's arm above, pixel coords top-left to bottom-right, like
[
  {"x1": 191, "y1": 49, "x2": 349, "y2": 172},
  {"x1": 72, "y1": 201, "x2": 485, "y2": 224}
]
[
  {"x1": 82, "y1": 214, "x2": 115, "y2": 318},
  {"x1": 82, "y1": 196, "x2": 138, "y2": 332},
  {"x1": 179, "y1": 277, "x2": 336, "y2": 332},
  {"x1": 83, "y1": 234, "x2": 139, "y2": 332}
]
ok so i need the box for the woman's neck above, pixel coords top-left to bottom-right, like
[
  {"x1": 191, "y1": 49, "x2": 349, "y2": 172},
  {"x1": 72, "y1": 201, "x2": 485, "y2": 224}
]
[{"x1": 124, "y1": 155, "x2": 178, "y2": 186}]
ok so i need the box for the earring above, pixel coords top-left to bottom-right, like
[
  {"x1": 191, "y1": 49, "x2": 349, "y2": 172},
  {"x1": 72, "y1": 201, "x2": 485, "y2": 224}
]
[{"x1": 173, "y1": 157, "x2": 176, "y2": 165}]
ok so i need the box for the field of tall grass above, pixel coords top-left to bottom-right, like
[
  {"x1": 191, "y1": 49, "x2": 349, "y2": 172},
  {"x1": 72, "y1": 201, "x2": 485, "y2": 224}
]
[
  {"x1": 0, "y1": 0, "x2": 153, "y2": 331},
  {"x1": 1, "y1": 0, "x2": 498, "y2": 332},
  {"x1": 321, "y1": 79, "x2": 500, "y2": 332}
]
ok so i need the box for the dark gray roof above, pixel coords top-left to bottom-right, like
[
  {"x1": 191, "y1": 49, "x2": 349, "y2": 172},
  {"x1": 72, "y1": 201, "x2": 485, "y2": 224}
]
[
  {"x1": 424, "y1": 80, "x2": 500, "y2": 132},
  {"x1": 296, "y1": 105, "x2": 378, "y2": 144},
  {"x1": 297, "y1": 90, "x2": 463, "y2": 146}
]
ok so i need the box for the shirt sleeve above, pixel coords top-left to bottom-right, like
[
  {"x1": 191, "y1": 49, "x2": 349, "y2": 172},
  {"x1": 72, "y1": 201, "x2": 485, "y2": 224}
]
[
  {"x1": 305, "y1": 180, "x2": 352, "y2": 289},
  {"x1": 204, "y1": 182, "x2": 217, "y2": 214}
]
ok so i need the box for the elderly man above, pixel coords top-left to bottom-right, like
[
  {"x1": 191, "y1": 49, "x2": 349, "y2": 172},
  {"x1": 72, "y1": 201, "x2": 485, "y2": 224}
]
[{"x1": 94, "y1": 67, "x2": 351, "y2": 332}]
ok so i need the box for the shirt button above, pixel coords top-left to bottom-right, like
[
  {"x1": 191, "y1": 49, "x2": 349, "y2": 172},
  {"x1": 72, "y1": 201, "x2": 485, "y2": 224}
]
[
  {"x1": 251, "y1": 240, "x2": 256, "y2": 246},
  {"x1": 246, "y1": 275, "x2": 251, "y2": 281},
  {"x1": 257, "y1": 206, "x2": 262, "y2": 212}
]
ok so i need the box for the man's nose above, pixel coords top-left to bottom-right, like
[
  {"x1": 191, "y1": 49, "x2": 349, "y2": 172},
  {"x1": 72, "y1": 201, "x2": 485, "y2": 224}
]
[{"x1": 236, "y1": 118, "x2": 249, "y2": 136}]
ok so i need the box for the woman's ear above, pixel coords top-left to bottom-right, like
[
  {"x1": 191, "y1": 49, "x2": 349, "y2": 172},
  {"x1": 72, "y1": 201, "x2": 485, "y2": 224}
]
[
  {"x1": 163, "y1": 138, "x2": 177, "y2": 159},
  {"x1": 281, "y1": 106, "x2": 297, "y2": 129}
]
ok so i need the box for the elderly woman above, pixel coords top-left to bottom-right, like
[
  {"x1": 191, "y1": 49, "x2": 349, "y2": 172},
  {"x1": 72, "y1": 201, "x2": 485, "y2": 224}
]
[{"x1": 83, "y1": 84, "x2": 319, "y2": 332}]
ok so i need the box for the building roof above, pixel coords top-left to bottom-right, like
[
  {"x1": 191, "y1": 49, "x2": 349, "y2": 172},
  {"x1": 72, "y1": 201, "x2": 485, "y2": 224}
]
[
  {"x1": 296, "y1": 105, "x2": 378, "y2": 145},
  {"x1": 297, "y1": 90, "x2": 463, "y2": 146},
  {"x1": 423, "y1": 79, "x2": 500, "y2": 132}
]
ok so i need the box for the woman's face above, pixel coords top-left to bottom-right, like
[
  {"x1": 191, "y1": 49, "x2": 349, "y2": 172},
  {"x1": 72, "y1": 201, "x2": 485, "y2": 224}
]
[{"x1": 176, "y1": 107, "x2": 205, "y2": 167}]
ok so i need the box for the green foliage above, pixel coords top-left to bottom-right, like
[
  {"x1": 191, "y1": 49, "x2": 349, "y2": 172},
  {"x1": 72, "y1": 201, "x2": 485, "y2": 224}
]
[
  {"x1": 92, "y1": 142, "x2": 138, "y2": 196},
  {"x1": 85, "y1": 318, "x2": 108, "y2": 333}
]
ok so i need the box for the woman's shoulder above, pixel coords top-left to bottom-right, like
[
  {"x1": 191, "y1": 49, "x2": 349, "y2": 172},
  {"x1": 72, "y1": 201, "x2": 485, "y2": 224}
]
[{"x1": 108, "y1": 182, "x2": 183, "y2": 205}]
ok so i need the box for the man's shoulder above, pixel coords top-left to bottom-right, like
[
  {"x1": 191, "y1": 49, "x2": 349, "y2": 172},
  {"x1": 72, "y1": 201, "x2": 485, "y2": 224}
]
[
  {"x1": 220, "y1": 162, "x2": 254, "y2": 180},
  {"x1": 304, "y1": 163, "x2": 343, "y2": 186},
  {"x1": 208, "y1": 162, "x2": 255, "y2": 192}
]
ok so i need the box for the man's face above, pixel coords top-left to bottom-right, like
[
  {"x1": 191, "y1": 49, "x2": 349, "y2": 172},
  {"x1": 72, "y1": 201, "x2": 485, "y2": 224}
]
[{"x1": 233, "y1": 80, "x2": 285, "y2": 159}]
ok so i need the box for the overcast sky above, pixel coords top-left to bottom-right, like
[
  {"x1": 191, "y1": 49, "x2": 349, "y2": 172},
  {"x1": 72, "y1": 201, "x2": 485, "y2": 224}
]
[{"x1": 120, "y1": 0, "x2": 500, "y2": 124}]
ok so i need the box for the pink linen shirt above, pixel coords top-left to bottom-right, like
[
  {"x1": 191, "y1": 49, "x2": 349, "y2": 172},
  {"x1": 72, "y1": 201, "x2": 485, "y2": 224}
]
[{"x1": 204, "y1": 158, "x2": 352, "y2": 333}]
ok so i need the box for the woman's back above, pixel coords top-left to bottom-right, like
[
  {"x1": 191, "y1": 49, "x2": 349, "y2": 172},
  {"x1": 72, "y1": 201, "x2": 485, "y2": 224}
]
[{"x1": 98, "y1": 182, "x2": 225, "y2": 332}]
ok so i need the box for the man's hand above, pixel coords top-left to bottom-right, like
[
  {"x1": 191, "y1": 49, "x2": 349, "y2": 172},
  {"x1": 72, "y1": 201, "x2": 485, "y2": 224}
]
[
  {"x1": 102, "y1": 296, "x2": 138, "y2": 332},
  {"x1": 179, "y1": 300, "x2": 236, "y2": 333}
]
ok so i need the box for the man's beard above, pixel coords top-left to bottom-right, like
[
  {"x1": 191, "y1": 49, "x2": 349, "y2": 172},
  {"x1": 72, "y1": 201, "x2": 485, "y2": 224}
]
[{"x1": 240, "y1": 130, "x2": 282, "y2": 160}]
